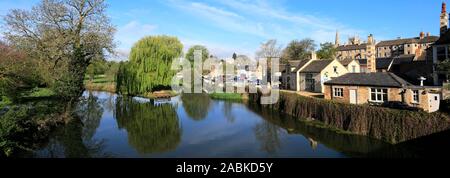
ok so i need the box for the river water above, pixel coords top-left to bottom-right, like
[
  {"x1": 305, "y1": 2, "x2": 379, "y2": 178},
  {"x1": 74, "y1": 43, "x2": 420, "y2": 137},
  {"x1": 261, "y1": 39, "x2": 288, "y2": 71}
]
[{"x1": 25, "y1": 91, "x2": 450, "y2": 158}]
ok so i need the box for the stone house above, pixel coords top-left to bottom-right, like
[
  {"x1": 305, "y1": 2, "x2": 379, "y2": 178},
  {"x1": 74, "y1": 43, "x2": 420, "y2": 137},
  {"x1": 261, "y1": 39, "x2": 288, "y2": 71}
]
[
  {"x1": 338, "y1": 58, "x2": 361, "y2": 73},
  {"x1": 324, "y1": 72, "x2": 441, "y2": 113},
  {"x1": 297, "y1": 59, "x2": 348, "y2": 93}
]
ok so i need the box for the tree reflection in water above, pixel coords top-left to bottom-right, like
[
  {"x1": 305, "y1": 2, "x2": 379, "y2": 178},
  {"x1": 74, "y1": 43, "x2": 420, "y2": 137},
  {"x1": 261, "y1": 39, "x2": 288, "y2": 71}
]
[
  {"x1": 35, "y1": 92, "x2": 111, "y2": 158},
  {"x1": 180, "y1": 93, "x2": 211, "y2": 121},
  {"x1": 115, "y1": 96, "x2": 181, "y2": 155},
  {"x1": 254, "y1": 120, "x2": 282, "y2": 155}
]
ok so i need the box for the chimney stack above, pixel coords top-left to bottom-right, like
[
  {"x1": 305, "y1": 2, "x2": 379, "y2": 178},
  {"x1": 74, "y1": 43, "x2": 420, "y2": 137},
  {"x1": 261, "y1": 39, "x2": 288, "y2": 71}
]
[
  {"x1": 427, "y1": 32, "x2": 431, "y2": 37},
  {"x1": 311, "y1": 51, "x2": 317, "y2": 60},
  {"x1": 420, "y1": 31, "x2": 425, "y2": 39},
  {"x1": 441, "y1": 2, "x2": 449, "y2": 36}
]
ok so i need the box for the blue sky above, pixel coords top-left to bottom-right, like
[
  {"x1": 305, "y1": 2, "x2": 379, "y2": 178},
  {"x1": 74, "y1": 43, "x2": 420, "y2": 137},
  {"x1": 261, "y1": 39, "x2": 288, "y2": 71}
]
[{"x1": 0, "y1": 0, "x2": 446, "y2": 60}]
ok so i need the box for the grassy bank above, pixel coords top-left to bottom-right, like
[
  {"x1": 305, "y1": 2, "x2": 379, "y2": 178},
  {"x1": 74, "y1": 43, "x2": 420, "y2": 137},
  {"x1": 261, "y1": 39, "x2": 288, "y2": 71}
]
[
  {"x1": 249, "y1": 91, "x2": 450, "y2": 144},
  {"x1": 84, "y1": 75, "x2": 178, "y2": 99},
  {"x1": 209, "y1": 93, "x2": 246, "y2": 101}
]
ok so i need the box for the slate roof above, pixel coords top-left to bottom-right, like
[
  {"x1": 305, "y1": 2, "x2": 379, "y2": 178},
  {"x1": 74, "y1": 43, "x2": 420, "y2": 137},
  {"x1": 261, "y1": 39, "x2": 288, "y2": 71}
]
[
  {"x1": 293, "y1": 59, "x2": 311, "y2": 72},
  {"x1": 324, "y1": 72, "x2": 413, "y2": 88},
  {"x1": 391, "y1": 54, "x2": 415, "y2": 65},
  {"x1": 299, "y1": 60, "x2": 333, "y2": 73},
  {"x1": 287, "y1": 60, "x2": 302, "y2": 67},
  {"x1": 377, "y1": 36, "x2": 438, "y2": 47},
  {"x1": 339, "y1": 58, "x2": 357, "y2": 66},
  {"x1": 376, "y1": 58, "x2": 394, "y2": 70},
  {"x1": 336, "y1": 44, "x2": 367, "y2": 51}
]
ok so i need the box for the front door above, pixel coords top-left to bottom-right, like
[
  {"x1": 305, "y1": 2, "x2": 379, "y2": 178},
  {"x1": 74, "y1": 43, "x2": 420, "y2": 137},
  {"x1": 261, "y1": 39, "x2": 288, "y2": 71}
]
[
  {"x1": 305, "y1": 74, "x2": 315, "y2": 92},
  {"x1": 350, "y1": 89, "x2": 357, "y2": 104}
]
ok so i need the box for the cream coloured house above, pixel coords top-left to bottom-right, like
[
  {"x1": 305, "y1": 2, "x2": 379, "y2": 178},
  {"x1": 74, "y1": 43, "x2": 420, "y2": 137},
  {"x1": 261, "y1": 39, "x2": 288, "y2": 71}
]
[
  {"x1": 296, "y1": 59, "x2": 349, "y2": 93},
  {"x1": 338, "y1": 58, "x2": 361, "y2": 73}
]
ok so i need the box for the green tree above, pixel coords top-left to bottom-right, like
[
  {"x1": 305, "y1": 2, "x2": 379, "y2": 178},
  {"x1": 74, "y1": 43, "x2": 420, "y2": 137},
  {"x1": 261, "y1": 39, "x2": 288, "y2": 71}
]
[
  {"x1": 86, "y1": 60, "x2": 108, "y2": 81},
  {"x1": 281, "y1": 38, "x2": 316, "y2": 64},
  {"x1": 116, "y1": 35, "x2": 183, "y2": 95},
  {"x1": 3, "y1": 0, "x2": 116, "y2": 100},
  {"x1": 0, "y1": 42, "x2": 41, "y2": 101},
  {"x1": 317, "y1": 42, "x2": 337, "y2": 59},
  {"x1": 185, "y1": 45, "x2": 210, "y2": 64}
]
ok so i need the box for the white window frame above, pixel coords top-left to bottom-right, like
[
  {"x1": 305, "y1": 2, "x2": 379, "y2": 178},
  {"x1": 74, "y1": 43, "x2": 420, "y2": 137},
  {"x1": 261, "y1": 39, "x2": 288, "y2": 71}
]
[
  {"x1": 412, "y1": 90, "x2": 420, "y2": 103},
  {"x1": 370, "y1": 88, "x2": 388, "y2": 102},
  {"x1": 333, "y1": 88, "x2": 344, "y2": 98}
]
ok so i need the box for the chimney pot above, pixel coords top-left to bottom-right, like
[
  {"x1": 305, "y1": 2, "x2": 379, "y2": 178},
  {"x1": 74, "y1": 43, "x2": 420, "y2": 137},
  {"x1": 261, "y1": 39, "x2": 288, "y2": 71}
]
[{"x1": 443, "y1": 2, "x2": 447, "y2": 14}]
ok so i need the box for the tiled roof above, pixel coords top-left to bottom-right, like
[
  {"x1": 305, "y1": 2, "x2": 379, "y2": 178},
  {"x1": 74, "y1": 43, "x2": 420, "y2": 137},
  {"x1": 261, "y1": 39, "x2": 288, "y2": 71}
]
[
  {"x1": 299, "y1": 60, "x2": 333, "y2": 73},
  {"x1": 377, "y1": 36, "x2": 438, "y2": 47},
  {"x1": 336, "y1": 44, "x2": 367, "y2": 51},
  {"x1": 339, "y1": 58, "x2": 357, "y2": 66},
  {"x1": 376, "y1": 58, "x2": 394, "y2": 70},
  {"x1": 293, "y1": 59, "x2": 311, "y2": 72},
  {"x1": 324, "y1": 72, "x2": 413, "y2": 88}
]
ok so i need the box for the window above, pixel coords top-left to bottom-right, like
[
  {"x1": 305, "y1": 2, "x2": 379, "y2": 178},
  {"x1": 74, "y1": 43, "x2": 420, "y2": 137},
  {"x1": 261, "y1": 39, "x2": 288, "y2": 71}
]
[
  {"x1": 352, "y1": 65, "x2": 356, "y2": 73},
  {"x1": 370, "y1": 88, "x2": 388, "y2": 102},
  {"x1": 333, "y1": 66, "x2": 338, "y2": 73},
  {"x1": 334, "y1": 88, "x2": 344, "y2": 97},
  {"x1": 412, "y1": 90, "x2": 420, "y2": 103}
]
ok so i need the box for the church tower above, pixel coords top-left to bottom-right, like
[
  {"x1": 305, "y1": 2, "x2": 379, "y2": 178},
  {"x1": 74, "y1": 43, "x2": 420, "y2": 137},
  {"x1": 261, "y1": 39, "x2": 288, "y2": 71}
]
[{"x1": 441, "y1": 2, "x2": 449, "y2": 36}]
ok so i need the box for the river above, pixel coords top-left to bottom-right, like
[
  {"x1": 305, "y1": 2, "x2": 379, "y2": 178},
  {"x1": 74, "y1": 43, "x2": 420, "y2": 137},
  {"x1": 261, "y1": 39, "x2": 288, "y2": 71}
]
[{"x1": 22, "y1": 91, "x2": 450, "y2": 158}]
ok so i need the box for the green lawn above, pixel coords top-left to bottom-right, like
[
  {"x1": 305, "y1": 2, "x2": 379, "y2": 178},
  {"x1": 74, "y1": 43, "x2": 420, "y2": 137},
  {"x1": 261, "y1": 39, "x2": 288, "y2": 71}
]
[{"x1": 209, "y1": 93, "x2": 243, "y2": 101}]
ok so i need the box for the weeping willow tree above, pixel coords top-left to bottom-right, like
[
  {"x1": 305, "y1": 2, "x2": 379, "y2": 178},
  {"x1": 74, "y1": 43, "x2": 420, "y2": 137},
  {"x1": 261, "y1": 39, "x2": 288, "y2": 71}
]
[{"x1": 116, "y1": 36, "x2": 183, "y2": 95}]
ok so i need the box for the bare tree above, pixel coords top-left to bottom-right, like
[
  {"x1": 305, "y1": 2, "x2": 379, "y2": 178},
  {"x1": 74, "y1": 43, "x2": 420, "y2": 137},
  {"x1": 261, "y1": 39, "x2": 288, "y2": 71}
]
[
  {"x1": 256, "y1": 39, "x2": 282, "y2": 82},
  {"x1": 256, "y1": 39, "x2": 282, "y2": 59},
  {"x1": 3, "y1": 0, "x2": 116, "y2": 99}
]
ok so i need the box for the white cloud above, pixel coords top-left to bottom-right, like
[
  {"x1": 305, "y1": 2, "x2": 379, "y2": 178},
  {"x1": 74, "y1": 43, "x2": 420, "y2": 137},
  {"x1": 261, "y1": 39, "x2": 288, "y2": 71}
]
[
  {"x1": 181, "y1": 37, "x2": 257, "y2": 60},
  {"x1": 168, "y1": 0, "x2": 365, "y2": 46},
  {"x1": 167, "y1": 0, "x2": 269, "y2": 38},
  {"x1": 114, "y1": 20, "x2": 158, "y2": 60}
]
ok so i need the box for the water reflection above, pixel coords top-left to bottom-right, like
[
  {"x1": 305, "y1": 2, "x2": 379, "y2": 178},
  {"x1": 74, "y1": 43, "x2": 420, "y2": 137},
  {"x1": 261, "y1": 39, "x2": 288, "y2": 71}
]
[
  {"x1": 115, "y1": 96, "x2": 181, "y2": 154},
  {"x1": 254, "y1": 120, "x2": 282, "y2": 155},
  {"x1": 180, "y1": 93, "x2": 211, "y2": 121},
  {"x1": 24, "y1": 91, "x2": 450, "y2": 158},
  {"x1": 33, "y1": 92, "x2": 111, "y2": 158},
  {"x1": 248, "y1": 106, "x2": 392, "y2": 157},
  {"x1": 223, "y1": 102, "x2": 236, "y2": 123}
]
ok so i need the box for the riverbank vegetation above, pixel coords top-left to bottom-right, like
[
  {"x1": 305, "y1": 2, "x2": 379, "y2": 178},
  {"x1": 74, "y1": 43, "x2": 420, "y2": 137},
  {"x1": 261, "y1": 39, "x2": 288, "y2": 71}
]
[
  {"x1": 0, "y1": 0, "x2": 116, "y2": 156},
  {"x1": 249, "y1": 91, "x2": 450, "y2": 144}
]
